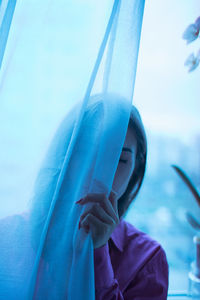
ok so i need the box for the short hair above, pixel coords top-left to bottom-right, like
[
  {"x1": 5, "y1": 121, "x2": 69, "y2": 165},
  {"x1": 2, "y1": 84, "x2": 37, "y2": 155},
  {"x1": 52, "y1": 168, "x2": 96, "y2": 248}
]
[{"x1": 118, "y1": 105, "x2": 147, "y2": 219}]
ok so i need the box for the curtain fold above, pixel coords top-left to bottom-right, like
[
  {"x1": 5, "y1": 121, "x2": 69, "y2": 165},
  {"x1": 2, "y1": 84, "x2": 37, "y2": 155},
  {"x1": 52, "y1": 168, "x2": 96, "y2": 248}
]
[{"x1": 0, "y1": 0, "x2": 17, "y2": 69}]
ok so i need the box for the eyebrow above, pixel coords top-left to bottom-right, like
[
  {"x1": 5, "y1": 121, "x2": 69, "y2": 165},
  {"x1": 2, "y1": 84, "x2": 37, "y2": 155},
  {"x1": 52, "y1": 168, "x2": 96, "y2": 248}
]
[{"x1": 122, "y1": 147, "x2": 132, "y2": 153}]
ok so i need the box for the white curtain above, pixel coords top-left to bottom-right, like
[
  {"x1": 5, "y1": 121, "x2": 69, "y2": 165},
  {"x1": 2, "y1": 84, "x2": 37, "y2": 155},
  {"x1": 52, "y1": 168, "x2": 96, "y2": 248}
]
[{"x1": 0, "y1": 0, "x2": 145, "y2": 298}]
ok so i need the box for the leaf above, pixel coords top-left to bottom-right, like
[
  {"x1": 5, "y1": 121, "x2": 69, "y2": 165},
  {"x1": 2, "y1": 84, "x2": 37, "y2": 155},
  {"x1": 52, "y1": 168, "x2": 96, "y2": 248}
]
[
  {"x1": 182, "y1": 24, "x2": 199, "y2": 44},
  {"x1": 171, "y1": 165, "x2": 200, "y2": 207},
  {"x1": 184, "y1": 53, "x2": 200, "y2": 72},
  {"x1": 186, "y1": 212, "x2": 200, "y2": 230}
]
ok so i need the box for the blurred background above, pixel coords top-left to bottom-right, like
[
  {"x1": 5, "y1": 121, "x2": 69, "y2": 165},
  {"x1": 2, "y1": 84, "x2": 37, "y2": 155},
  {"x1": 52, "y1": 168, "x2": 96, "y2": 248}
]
[
  {"x1": 125, "y1": 0, "x2": 200, "y2": 292},
  {"x1": 0, "y1": 0, "x2": 199, "y2": 294}
]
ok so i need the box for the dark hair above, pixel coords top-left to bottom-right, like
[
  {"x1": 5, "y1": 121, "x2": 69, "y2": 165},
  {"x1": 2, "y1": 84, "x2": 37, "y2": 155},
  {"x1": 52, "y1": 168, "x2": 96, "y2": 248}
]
[{"x1": 118, "y1": 105, "x2": 147, "y2": 219}]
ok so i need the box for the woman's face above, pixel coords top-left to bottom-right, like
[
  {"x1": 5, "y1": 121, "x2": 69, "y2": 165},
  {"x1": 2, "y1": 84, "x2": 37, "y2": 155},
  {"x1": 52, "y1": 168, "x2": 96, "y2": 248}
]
[{"x1": 112, "y1": 126, "x2": 137, "y2": 200}]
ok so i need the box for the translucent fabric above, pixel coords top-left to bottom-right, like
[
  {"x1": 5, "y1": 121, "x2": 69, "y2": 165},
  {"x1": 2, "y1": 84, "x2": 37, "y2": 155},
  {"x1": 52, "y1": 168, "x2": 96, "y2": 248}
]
[
  {"x1": 0, "y1": 0, "x2": 145, "y2": 299},
  {"x1": 0, "y1": 0, "x2": 17, "y2": 69}
]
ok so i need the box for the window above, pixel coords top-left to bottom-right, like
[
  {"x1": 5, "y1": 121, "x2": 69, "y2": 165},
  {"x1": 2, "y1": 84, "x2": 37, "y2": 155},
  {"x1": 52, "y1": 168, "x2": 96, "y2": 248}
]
[{"x1": 125, "y1": 0, "x2": 200, "y2": 296}]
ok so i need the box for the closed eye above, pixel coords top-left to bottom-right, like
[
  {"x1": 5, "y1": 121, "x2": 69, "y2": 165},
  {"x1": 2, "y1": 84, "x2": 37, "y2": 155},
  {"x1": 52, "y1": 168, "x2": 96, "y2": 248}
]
[{"x1": 119, "y1": 159, "x2": 128, "y2": 164}]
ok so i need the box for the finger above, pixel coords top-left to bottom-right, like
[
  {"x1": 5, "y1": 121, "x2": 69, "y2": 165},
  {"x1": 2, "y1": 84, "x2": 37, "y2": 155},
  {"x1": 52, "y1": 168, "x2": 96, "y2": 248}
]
[
  {"x1": 81, "y1": 213, "x2": 104, "y2": 227},
  {"x1": 77, "y1": 193, "x2": 119, "y2": 223},
  {"x1": 81, "y1": 213, "x2": 116, "y2": 248},
  {"x1": 81, "y1": 213, "x2": 108, "y2": 235},
  {"x1": 79, "y1": 202, "x2": 116, "y2": 227},
  {"x1": 109, "y1": 190, "x2": 118, "y2": 215}
]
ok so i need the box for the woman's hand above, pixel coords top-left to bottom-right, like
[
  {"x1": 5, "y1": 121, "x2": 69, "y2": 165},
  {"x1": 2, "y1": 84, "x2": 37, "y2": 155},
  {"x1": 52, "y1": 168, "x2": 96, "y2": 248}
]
[{"x1": 75, "y1": 191, "x2": 119, "y2": 249}]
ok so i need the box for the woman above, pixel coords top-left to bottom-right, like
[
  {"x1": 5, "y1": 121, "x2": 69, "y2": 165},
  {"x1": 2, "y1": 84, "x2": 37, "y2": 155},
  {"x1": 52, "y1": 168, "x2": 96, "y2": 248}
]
[
  {"x1": 76, "y1": 100, "x2": 169, "y2": 299},
  {"x1": 0, "y1": 94, "x2": 168, "y2": 299}
]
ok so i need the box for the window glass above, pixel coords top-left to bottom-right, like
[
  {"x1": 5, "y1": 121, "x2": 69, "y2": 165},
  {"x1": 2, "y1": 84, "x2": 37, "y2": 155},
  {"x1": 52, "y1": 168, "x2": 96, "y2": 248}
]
[{"x1": 125, "y1": 0, "x2": 200, "y2": 293}]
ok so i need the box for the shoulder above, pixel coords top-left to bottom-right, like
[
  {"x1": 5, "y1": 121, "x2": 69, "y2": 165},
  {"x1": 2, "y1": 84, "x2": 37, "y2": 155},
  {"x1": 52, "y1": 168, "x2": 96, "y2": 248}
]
[
  {"x1": 0, "y1": 212, "x2": 29, "y2": 227},
  {"x1": 121, "y1": 220, "x2": 169, "y2": 298},
  {"x1": 110, "y1": 219, "x2": 169, "y2": 294},
  {"x1": 119, "y1": 219, "x2": 168, "y2": 272},
  {"x1": 113, "y1": 218, "x2": 162, "y2": 252},
  {"x1": 0, "y1": 212, "x2": 29, "y2": 241}
]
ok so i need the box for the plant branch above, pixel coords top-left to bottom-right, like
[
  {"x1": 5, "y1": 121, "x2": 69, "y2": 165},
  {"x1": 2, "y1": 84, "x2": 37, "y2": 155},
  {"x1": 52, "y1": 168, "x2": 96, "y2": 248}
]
[{"x1": 171, "y1": 164, "x2": 200, "y2": 206}]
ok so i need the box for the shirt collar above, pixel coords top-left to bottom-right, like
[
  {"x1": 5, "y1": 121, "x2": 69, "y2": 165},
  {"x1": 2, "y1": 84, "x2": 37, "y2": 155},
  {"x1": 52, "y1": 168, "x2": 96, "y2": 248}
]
[{"x1": 110, "y1": 218, "x2": 125, "y2": 252}]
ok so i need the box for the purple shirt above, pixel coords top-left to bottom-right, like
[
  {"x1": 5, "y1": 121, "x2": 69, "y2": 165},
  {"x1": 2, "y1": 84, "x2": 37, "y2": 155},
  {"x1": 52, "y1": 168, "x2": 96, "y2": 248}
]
[{"x1": 94, "y1": 219, "x2": 169, "y2": 299}]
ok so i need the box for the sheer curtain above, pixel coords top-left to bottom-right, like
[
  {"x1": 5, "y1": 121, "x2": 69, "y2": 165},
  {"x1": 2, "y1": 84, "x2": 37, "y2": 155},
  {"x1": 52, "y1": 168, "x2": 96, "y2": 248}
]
[{"x1": 0, "y1": 0, "x2": 145, "y2": 298}]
